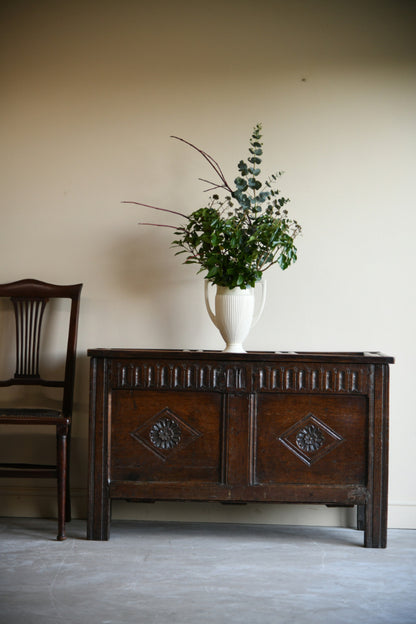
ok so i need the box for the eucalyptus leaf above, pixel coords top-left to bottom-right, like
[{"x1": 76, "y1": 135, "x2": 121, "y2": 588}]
[
  {"x1": 234, "y1": 177, "x2": 248, "y2": 191},
  {"x1": 238, "y1": 160, "x2": 248, "y2": 176},
  {"x1": 248, "y1": 156, "x2": 261, "y2": 165},
  {"x1": 248, "y1": 178, "x2": 262, "y2": 190}
]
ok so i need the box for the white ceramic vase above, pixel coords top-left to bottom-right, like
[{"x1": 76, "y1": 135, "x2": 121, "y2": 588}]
[{"x1": 204, "y1": 280, "x2": 267, "y2": 353}]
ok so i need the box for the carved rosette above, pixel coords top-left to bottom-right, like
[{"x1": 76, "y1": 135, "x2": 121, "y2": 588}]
[
  {"x1": 130, "y1": 407, "x2": 202, "y2": 461},
  {"x1": 296, "y1": 424, "x2": 325, "y2": 453},
  {"x1": 279, "y1": 413, "x2": 343, "y2": 466},
  {"x1": 149, "y1": 417, "x2": 181, "y2": 450}
]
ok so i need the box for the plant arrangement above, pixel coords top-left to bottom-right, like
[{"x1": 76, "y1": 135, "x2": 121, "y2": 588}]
[{"x1": 124, "y1": 123, "x2": 301, "y2": 289}]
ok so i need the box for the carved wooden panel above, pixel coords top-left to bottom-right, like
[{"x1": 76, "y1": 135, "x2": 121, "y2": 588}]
[
  {"x1": 253, "y1": 394, "x2": 368, "y2": 485},
  {"x1": 109, "y1": 390, "x2": 224, "y2": 484}
]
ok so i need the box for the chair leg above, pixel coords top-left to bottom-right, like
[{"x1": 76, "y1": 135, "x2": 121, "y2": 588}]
[
  {"x1": 56, "y1": 425, "x2": 68, "y2": 541},
  {"x1": 65, "y1": 424, "x2": 72, "y2": 523}
]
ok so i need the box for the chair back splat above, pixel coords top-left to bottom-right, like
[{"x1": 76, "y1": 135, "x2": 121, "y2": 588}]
[
  {"x1": 12, "y1": 296, "x2": 48, "y2": 380},
  {"x1": 0, "y1": 279, "x2": 82, "y2": 540}
]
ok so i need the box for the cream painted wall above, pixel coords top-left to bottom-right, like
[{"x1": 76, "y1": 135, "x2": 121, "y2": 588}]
[{"x1": 1, "y1": 0, "x2": 415, "y2": 528}]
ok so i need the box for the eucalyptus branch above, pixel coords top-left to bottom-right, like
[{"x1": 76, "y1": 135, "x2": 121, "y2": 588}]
[{"x1": 128, "y1": 124, "x2": 301, "y2": 289}]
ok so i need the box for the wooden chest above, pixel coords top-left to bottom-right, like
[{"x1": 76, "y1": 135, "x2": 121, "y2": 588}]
[{"x1": 87, "y1": 350, "x2": 393, "y2": 547}]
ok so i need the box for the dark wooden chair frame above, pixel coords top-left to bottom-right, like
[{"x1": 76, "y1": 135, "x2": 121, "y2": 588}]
[{"x1": 0, "y1": 279, "x2": 82, "y2": 540}]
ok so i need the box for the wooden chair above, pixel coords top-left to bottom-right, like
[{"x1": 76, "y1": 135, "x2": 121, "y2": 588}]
[{"x1": 0, "y1": 279, "x2": 82, "y2": 540}]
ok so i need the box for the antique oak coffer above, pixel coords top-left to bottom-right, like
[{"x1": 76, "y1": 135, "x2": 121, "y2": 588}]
[{"x1": 87, "y1": 350, "x2": 394, "y2": 547}]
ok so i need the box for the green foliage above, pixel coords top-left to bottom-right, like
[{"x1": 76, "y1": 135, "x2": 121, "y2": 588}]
[
  {"x1": 126, "y1": 124, "x2": 301, "y2": 289},
  {"x1": 171, "y1": 123, "x2": 301, "y2": 289}
]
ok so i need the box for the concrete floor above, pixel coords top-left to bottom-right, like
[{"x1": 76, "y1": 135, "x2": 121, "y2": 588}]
[{"x1": 0, "y1": 518, "x2": 415, "y2": 624}]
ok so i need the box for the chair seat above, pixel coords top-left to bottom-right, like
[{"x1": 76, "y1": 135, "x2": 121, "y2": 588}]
[
  {"x1": 0, "y1": 463, "x2": 58, "y2": 478},
  {"x1": 0, "y1": 408, "x2": 69, "y2": 426}
]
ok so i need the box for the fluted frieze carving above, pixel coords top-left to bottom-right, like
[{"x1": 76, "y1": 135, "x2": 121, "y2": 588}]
[
  {"x1": 114, "y1": 360, "x2": 249, "y2": 392},
  {"x1": 112, "y1": 360, "x2": 369, "y2": 394},
  {"x1": 253, "y1": 365, "x2": 368, "y2": 393}
]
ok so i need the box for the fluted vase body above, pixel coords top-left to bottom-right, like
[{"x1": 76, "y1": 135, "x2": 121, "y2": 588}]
[{"x1": 204, "y1": 281, "x2": 266, "y2": 353}]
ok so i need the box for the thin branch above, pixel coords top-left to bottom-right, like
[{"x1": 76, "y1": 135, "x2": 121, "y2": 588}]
[
  {"x1": 122, "y1": 200, "x2": 188, "y2": 219},
  {"x1": 171, "y1": 135, "x2": 233, "y2": 193},
  {"x1": 138, "y1": 222, "x2": 179, "y2": 229},
  {"x1": 198, "y1": 178, "x2": 230, "y2": 192}
]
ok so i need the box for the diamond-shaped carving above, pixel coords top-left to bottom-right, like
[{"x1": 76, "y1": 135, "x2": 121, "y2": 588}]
[
  {"x1": 278, "y1": 413, "x2": 344, "y2": 466},
  {"x1": 130, "y1": 407, "x2": 202, "y2": 461}
]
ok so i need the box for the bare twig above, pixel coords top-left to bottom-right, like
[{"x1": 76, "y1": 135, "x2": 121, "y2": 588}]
[
  {"x1": 122, "y1": 200, "x2": 188, "y2": 219},
  {"x1": 138, "y1": 222, "x2": 180, "y2": 229},
  {"x1": 198, "y1": 178, "x2": 231, "y2": 193},
  {"x1": 171, "y1": 136, "x2": 233, "y2": 194}
]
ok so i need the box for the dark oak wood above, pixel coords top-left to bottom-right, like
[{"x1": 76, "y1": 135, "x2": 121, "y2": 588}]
[
  {"x1": 87, "y1": 349, "x2": 393, "y2": 546},
  {"x1": 0, "y1": 279, "x2": 82, "y2": 540}
]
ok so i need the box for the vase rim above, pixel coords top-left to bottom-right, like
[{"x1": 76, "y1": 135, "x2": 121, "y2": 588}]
[{"x1": 216, "y1": 285, "x2": 253, "y2": 294}]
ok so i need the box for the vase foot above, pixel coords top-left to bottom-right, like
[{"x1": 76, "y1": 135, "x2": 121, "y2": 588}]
[{"x1": 222, "y1": 344, "x2": 246, "y2": 353}]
